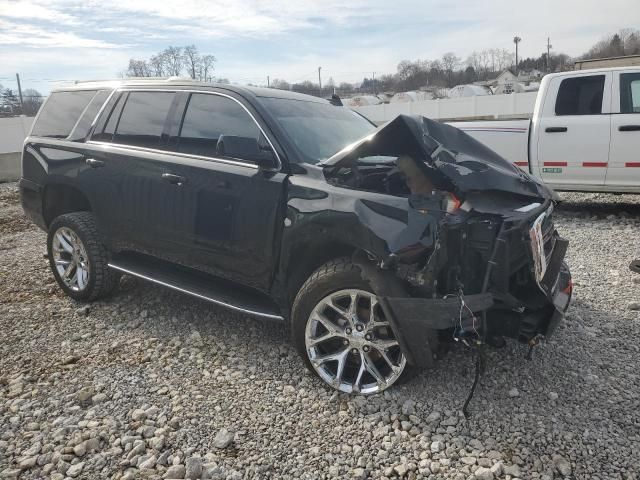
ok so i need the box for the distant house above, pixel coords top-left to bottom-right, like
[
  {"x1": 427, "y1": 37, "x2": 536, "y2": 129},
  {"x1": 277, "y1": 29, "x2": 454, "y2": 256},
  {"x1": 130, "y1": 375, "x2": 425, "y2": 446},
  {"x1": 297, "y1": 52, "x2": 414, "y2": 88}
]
[
  {"x1": 519, "y1": 69, "x2": 543, "y2": 82},
  {"x1": 475, "y1": 70, "x2": 519, "y2": 87},
  {"x1": 479, "y1": 70, "x2": 526, "y2": 95},
  {"x1": 494, "y1": 70, "x2": 518, "y2": 85}
]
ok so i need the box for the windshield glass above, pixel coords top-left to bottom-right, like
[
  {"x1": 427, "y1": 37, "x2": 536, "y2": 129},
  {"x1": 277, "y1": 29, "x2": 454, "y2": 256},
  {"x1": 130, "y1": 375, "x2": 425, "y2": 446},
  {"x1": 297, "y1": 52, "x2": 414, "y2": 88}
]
[{"x1": 261, "y1": 97, "x2": 376, "y2": 164}]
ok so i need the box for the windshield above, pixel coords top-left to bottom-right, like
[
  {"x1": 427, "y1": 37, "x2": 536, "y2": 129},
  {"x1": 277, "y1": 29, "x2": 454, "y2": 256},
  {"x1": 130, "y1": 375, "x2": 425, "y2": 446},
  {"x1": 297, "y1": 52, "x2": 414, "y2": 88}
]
[{"x1": 261, "y1": 97, "x2": 376, "y2": 164}]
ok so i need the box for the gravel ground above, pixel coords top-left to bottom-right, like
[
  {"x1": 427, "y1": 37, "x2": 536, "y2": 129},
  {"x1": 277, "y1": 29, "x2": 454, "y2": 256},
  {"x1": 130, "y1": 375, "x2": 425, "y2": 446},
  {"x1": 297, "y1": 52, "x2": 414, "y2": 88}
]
[{"x1": 1, "y1": 181, "x2": 639, "y2": 480}]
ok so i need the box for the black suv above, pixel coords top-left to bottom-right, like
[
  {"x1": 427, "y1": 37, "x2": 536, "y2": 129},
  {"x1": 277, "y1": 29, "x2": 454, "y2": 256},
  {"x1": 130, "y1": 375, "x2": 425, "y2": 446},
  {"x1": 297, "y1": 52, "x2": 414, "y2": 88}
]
[{"x1": 20, "y1": 80, "x2": 572, "y2": 394}]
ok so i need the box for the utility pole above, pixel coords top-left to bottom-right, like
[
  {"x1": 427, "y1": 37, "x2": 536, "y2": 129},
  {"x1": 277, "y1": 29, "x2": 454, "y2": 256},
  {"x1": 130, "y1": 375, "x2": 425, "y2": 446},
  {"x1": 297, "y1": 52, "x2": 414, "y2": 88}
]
[
  {"x1": 267, "y1": 75, "x2": 270, "y2": 87},
  {"x1": 546, "y1": 37, "x2": 552, "y2": 72},
  {"x1": 318, "y1": 66, "x2": 322, "y2": 95},
  {"x1": 15, "y1": 73, "x2": 24, "y2": 112},
  {"x1": 513, "y1": 36, "x2": 521, "y2": 76},
  {"x1": 372, "y1": 72, "x2": 376, "y2": 95}
]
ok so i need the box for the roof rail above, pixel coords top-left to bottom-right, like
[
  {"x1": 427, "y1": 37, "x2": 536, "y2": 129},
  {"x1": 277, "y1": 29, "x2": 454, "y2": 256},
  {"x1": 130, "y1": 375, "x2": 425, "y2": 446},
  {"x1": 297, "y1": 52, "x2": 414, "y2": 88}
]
[{"x1": 72, "y1": 77, "x2": 191, "y2": 84}]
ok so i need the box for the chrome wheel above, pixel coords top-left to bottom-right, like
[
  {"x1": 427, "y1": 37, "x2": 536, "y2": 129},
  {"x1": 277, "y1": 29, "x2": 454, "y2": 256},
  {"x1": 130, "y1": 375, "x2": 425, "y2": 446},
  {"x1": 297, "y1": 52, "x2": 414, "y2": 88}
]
[
  {"x1": 305, "y1": 289, "x2": 406, "y2": 394},
  {"x1": 52, "y1": 227, "x2": 90, "y2": 292}
]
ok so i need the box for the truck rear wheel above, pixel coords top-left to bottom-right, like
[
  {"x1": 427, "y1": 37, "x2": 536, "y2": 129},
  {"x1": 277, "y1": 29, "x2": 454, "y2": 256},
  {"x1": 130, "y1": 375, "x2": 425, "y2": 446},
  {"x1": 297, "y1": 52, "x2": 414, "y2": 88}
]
[
  {"x1": 47, "y1": 212, "x2": 119, "y2": 302},
  {"x1": 291, "y1": 258, "x2": 418, "y2": 394}
]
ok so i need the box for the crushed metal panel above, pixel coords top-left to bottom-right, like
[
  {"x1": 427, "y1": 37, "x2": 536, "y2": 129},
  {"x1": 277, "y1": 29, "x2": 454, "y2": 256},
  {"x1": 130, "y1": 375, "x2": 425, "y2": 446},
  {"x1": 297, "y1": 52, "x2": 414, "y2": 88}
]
[{"x1": 323, "y1": 114, "x2": 555, "y2": 200}]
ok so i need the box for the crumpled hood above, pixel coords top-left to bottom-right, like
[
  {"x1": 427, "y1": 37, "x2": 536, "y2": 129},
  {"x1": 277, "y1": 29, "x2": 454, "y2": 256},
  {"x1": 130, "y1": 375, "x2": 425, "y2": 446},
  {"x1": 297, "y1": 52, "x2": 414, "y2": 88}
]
[{"x1": 322, "y1": 114, "x2": 555, "y2": 200}]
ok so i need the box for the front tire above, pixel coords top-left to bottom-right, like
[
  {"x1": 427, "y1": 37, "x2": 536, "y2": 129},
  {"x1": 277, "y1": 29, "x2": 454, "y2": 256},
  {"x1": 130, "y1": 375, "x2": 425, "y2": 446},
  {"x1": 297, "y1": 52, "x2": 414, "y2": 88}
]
[
  {"x1": 47, "y1": 212, "x2": 119, "y2": 302},
  {"x1": 291, "y1": 258, "x2": 416, "y2": 394}
]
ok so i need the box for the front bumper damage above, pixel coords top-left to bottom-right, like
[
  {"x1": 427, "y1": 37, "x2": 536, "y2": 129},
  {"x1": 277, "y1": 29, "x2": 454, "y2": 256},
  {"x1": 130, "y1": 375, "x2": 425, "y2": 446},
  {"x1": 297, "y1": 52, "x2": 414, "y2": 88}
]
[
  {"x1": 323, "y1": 115, "x2": 573, "y2": 369},
  {"x1": 354, "y1": 228, "x2": 572, "y2": 369}
]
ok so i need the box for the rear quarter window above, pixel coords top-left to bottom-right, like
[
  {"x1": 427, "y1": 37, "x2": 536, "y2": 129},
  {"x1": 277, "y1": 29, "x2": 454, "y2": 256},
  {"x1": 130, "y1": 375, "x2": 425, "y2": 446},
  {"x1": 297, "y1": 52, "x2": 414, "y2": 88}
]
[{"x1": 31, "y1": 90, "x2": 98, "y2": 138}]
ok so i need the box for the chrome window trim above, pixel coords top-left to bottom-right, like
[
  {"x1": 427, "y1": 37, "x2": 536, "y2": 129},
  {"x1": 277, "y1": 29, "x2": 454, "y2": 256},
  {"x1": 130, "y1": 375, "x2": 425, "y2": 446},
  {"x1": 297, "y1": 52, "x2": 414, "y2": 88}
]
[
  {"x1": 25, "y1": 136, "x2": 259, "y2": 171},
  {"x1": 85, "y1": 140, "x2": 260, "y2": 170},
  {"x1": 94, "y1": 87, "x2": 283, "y2": 171},
  {"x1": 68, "y1": 90, "x2": 104, "y2": 140},
  {"x1": 88, "y1": 88, "x2": 118, "y2": 132}
]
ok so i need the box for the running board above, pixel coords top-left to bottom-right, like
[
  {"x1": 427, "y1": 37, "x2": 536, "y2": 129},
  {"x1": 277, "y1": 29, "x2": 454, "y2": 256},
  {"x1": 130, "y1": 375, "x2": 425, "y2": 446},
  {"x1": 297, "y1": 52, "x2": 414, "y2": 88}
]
[{"x1": 108, "y1": 254, "x2": 284, "y2": 321}]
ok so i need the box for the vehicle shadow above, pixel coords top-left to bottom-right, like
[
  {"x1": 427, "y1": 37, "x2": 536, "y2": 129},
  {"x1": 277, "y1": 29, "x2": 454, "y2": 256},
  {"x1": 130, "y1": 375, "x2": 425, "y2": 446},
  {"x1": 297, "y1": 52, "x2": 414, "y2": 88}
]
[{"x1": 556, "y1": 192, "x2": 640, "y2": 217}]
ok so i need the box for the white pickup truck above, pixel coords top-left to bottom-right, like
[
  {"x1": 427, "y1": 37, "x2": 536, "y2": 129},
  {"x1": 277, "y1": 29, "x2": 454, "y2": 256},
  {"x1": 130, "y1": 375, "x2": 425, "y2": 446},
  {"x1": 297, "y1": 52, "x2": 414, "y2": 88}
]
[{"x1": 449, "y1": 67, "x2": 640, "y2": 193}]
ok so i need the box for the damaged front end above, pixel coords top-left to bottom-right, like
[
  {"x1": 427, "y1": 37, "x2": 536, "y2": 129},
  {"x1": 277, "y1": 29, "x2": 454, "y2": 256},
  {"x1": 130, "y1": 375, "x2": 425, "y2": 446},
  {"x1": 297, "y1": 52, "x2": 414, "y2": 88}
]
[{"x1": 321, "y1": 114, "x2": 572, "y2": 368}]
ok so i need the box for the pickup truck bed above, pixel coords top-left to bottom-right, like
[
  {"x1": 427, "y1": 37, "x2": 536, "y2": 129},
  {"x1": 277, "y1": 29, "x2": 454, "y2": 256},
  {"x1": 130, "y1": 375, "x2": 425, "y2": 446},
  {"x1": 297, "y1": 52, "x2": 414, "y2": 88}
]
[{"x1": 449, "y1": 67, "x2": 640, "y2": 193}]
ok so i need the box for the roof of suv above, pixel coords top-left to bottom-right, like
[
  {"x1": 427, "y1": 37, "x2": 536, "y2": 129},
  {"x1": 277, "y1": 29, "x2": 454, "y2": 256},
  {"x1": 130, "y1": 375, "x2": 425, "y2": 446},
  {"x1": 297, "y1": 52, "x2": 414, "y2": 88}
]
[{"x1": 52, "y1": 78, "x2": 328, "y2": 104}]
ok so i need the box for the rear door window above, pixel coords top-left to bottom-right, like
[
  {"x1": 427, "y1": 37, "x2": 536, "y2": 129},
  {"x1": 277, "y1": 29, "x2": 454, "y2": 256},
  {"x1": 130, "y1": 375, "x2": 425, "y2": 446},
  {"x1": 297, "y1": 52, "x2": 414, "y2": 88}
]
[
  {"x1": 176, "y1": 93, "x2": 261, "y2": 159},
  {"x1": 620, "y1": 73, "x2": 640, "y2": 113},
  {"x1": 555, "y1": 75, "x2": 605, "y2": 115},
  {"x1": 113, "y1": 91, "x2": 175, "y2": 148},
  {"x1": 31, "y1": 90, "x2": 97, "y2": 138}
]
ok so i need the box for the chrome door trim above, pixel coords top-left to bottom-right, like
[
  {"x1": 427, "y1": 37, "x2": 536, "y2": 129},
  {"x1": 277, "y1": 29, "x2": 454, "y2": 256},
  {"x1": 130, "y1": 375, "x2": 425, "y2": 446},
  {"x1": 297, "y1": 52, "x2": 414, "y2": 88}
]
[{"x1": 85, "y1": 140, "x2": 260, "y2": 170}]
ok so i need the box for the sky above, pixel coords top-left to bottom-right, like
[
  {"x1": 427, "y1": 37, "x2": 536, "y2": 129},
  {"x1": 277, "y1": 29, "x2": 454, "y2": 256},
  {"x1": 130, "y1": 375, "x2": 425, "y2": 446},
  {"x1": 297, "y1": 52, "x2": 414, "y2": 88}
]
[{"x1": 0, "y1": 0, "x2": 639, "y2": 95}]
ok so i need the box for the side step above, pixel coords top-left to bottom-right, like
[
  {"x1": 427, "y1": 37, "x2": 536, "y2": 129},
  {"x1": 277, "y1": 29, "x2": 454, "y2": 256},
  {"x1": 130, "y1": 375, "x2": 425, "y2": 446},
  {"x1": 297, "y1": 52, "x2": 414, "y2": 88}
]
[{"x1": 108, "y1": 253, "x2": 284, "y2": 321}]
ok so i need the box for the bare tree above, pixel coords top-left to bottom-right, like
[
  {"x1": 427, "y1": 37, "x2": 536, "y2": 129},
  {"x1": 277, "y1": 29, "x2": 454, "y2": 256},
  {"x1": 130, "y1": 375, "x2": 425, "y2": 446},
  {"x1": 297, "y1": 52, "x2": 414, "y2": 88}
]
[
  {"x1": 441, "y1": 52, "x2": 460, "y2": 86},
  {"x1": 584, "y1": 29, "x2": 640, "y2": 59},
  {"x1": 271, "y1": 78, "x2": 290, "y2": 90},
  {"x1": 466, "y1": 52, "x2": 482, "y2": 76},
  {"x1": 337, "y1": 81, "x2": 354, "y2": 94},
  {"x1": 200, "y1": 55, "x2": 216, "y2": 82},
  {"x1": 183, "y1": 45, "x2": 200, "y2": 79},
  {"x1": 149, "y1": 54, "x2": 166, "y2": 77},
  {"x1": 126, "y1": 59, "x2": 152, "y2": 77},
  {"x1": 125, "y1": 46, "x2": 217, "y2": 79},
  {"x1": 1, "y1": 88, "x2": 21, "y2": 114},
  {"x1": 162, "y1": 46, "x2": 184, "y2": 76},
  {"x1": 22, "y1": 88, "x2": 44, "y2": 116}
]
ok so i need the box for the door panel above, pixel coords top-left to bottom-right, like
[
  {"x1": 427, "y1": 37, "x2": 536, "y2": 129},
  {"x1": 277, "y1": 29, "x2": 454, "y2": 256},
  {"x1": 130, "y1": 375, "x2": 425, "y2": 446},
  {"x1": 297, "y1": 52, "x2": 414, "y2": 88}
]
[
  {"x1": 537, "y1": 73, "x2": 611, "y2": 186},
  {"x1": 119, "y1": 153, "x2": 285, "y2": 291},
  {"x1": 157, "y1": 91, "x2": 286, "y2": 291},
  {"x1": 87, "y1": 90, "x2": 180, "y2": 256},
  {"x1": 182, "y1": 160, "x2": 285, "y2": 290},
  {"x1": 607, "y1": 71, "x2": 640, "y2": 187}
]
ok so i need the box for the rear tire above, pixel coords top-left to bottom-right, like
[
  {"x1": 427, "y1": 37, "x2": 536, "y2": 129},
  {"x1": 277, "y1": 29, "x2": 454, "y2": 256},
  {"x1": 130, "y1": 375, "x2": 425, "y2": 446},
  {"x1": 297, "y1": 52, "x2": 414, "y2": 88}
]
[
  {"x1": 291, "y1": 257, "x2": 419, "y2": 394},
  {"x1": 47, "y1": 212, "x2": 120, "y2": 302}
]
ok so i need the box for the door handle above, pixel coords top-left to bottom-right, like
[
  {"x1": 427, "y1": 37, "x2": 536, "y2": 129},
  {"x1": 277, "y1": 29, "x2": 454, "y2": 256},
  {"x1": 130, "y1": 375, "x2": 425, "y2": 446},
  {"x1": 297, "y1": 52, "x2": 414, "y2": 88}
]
[
  {"x1": 619, "y1": 125, "x2": 640, "y2": 132},
  {"x1": 545, "y1": 127, "x2": 567, "y2": 133},
  {"x1": 162, "y1": 173, "x2": 187, "y2": 185},
  {"x1": 85, "y1": 158, "x2": 105, "y2": 168}
]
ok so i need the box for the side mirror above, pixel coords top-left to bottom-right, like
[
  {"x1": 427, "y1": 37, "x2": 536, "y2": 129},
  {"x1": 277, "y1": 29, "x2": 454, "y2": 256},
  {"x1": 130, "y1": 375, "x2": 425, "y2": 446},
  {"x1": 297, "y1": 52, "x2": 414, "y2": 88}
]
[{"x1": 216, "y1": 135, "x2": 277, "y2": 170}]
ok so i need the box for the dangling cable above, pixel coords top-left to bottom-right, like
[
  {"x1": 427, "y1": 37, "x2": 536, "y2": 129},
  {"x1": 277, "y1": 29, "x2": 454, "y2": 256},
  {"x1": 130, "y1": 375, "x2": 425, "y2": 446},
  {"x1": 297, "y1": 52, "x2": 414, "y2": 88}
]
[{"x1": 463, "y1": 342, "x2": 484, "y2": 419}]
